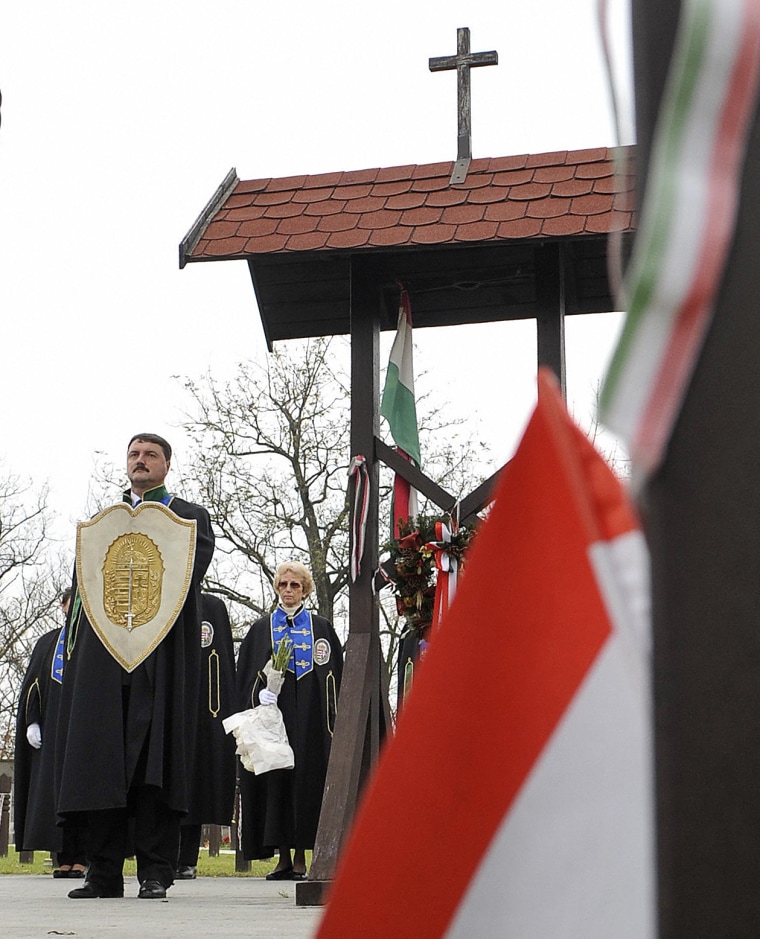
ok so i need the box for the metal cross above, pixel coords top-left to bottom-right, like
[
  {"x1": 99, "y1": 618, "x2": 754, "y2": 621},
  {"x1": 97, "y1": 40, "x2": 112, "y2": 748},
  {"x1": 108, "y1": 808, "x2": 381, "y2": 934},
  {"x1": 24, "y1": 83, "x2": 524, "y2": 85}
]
[{"x1": 429, "y1": 27, "x2": 498, "y2": 184}]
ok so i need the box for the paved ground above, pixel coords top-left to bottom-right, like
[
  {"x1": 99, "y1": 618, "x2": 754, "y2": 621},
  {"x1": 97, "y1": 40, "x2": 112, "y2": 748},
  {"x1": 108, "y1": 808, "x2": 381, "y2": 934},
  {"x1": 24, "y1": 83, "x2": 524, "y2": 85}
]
[{"x1": 0, "y1": 875, "x2": 325, "y2": 939}]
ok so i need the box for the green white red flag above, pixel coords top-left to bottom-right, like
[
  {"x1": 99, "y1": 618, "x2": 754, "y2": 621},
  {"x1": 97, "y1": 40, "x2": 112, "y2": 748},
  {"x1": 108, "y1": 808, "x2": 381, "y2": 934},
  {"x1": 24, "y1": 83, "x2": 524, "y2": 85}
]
[
  {"x1": 381, "y1": 287, "x2": 421, "y2": 534},
  {"x1": 315, "y1": 369, "x2": 654, "y2": 939},
  {"x1": 600, "y1": 0, "x2": 760, "y2": 483},
  {"x1": 381, "y1": 289, "x2": 421, "y2": 466}
]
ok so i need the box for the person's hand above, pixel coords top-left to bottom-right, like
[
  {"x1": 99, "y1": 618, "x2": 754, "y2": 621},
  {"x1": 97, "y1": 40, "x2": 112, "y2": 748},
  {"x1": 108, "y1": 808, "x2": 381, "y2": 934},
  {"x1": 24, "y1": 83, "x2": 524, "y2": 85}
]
[
  {"x1": 259, "y1": 688, "x2": 278, "y2": 706},
  {"x1": 26, "y1": 722, "x2": 42, "y2": 749}
]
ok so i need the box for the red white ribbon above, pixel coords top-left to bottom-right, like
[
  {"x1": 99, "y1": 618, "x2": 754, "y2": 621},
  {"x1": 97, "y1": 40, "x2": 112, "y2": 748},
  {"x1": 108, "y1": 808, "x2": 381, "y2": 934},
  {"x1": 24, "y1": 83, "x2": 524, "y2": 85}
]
[
  {"x1": 424, "y1": 519, "x2": 460, "y2": 629},
  {"x1": 600, "y1": 0, "x2": 760, "y2": 484},
  {"x1": 348, "y1": 455, "x2": 370, "y2": 582}
]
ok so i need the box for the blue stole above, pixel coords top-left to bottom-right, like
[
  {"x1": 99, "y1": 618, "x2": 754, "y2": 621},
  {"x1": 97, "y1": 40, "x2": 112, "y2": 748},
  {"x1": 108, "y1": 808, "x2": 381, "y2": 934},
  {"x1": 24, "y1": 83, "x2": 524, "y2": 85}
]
[
  {"x1": 270, "y1": 605, "x2": 313, "y2": 680},
  {"x1": 51, "y1": 625, "x2": 66, "y2": 684}
]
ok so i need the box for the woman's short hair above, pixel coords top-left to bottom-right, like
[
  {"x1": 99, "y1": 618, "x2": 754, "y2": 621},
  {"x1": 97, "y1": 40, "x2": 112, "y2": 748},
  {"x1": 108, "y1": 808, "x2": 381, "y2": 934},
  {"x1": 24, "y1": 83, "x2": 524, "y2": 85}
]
[{"x1": 273, "y1": 561, "x2": 313, "y2": 598}]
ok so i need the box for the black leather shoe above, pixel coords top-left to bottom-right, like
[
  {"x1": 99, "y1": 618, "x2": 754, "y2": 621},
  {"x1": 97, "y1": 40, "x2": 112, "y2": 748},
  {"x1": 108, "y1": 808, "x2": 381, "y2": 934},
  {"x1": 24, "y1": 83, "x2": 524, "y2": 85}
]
[
  {"x1": 265, "y1": 866, "x2": 293, "y2": 881},
  {"x1": 174, "y1": 865, "x2": 197, "y2": 880},
  {"x1": 138, "y1": 880, "x2": 167, "y2": 899},
  {"x1": 68, "y1": 881, "x2": 123, "y2": 899}
]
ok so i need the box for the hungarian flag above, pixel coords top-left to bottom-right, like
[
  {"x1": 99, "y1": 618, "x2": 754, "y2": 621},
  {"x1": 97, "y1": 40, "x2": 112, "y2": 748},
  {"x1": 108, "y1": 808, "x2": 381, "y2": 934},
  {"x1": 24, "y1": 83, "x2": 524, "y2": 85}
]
[
  {"x1": 381, "y1": 287, "x2": 420, "y2": 534},
  {"x1": 315, "y1": 369, "x2": 654, "y2": 939}
]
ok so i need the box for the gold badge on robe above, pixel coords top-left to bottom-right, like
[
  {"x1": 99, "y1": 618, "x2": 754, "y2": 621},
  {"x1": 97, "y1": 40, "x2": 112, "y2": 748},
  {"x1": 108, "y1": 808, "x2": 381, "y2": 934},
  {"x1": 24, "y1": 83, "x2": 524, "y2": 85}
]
[{"x1": 76, "y1": 502, "x2": 197, "y2": 672}]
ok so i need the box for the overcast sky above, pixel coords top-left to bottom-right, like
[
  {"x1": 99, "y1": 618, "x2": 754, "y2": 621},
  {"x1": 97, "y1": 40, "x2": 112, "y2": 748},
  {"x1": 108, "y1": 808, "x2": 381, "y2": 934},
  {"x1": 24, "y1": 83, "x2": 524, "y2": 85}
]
[{"x1": 0, "y1": 0, "x2": 633, "y2": 540}]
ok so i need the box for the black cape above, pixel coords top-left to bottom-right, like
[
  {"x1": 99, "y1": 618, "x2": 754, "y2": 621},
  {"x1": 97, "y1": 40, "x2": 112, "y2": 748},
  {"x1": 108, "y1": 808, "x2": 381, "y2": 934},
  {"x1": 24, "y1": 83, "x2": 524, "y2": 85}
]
[
  {"x1": 55, "y1": 493, "x2": 214, "y2": 817},
  {"x1": 13, "y1": 627, "x2": 64, "y2": 852},
  {"x1": 235, "y1": 609, "x2": 343, "y2": 859},
  {"x1": 184, "y1": 594, "x2": 237, "y2": 826}
]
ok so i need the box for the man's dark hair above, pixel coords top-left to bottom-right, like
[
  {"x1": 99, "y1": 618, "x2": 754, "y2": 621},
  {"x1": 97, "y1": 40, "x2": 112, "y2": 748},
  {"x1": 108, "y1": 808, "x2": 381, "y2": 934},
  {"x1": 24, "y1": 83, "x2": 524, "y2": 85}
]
[
  {"x1": 60, "y1": 587, "x2": 72, "y2": 605},
  {"x1": 127, "y1": 433, "x2": 172, "y2": 461}
]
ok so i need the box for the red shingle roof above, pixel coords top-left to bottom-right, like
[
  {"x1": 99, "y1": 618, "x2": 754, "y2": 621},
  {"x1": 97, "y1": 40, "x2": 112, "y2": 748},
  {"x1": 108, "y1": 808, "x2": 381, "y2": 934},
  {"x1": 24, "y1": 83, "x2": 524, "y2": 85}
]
[{"x1": 181, "y1": 146, "x2": 634, "y2": 265}]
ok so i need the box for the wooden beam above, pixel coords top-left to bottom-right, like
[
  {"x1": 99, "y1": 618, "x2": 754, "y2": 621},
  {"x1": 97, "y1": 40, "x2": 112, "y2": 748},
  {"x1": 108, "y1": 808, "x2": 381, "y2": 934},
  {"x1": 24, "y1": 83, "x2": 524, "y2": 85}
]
[
  {"x1": 534, "y1": 242, "x2": 567, "y2": 395},
  {"x1": 458, "y1": 465, "x2": 504, "y2": 524},
  {"x1": 375, "y1": 437, "x2": 456, "y2": 511}
]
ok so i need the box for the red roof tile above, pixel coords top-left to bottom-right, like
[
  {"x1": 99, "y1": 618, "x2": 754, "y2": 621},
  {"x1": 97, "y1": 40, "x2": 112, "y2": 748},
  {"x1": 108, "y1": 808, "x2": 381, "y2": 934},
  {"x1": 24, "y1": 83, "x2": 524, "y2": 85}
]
[
  {"x1": 497, "y1": 217, "x2": 543, "y2": 239},
  {"x1": 542, "y1": 215, "x2": 586, "y2": 236},
  {"x1": 237, "y1": 218, "x2": 279, "y2": 238},
  {"x1": 327, "y1": 228, "x2": 372, "y2": 249},
  {"x1": 400, "y1": 206, "x2": 443, "y2": 227},
  {"x1": 358, "y1": 209, "x2": 403, "y2": 230},
  {"x1": 182, "y1": 146, "x2": 635, "y2": 261},
  {"x1": 526, "y1": 197, "x2": 573, "y2": 219},
  {"x1": 488, "y1": 154, "x2": 529, "y2": 171},
  {"x1": 385, "y1": 192, "x2": 428, "y2": 210},
  {"x1": 456, "y1": 220, "x2": 500, "y2": 241},
  {"x1": 571, "y1": 193, "x2": 612, "y2": 216},
  {"x1": 287, "y1": 231, "x2": 331, "y2": 251},
  {"x1": 278, "y1": 215, "x2": 319, "y2": 236},
  {"x1": 552, "y1": 177, "x2": 594, "y2": 197},
  {"x1": 371, "y1": 180, "x2": 414, "y2": 197}
]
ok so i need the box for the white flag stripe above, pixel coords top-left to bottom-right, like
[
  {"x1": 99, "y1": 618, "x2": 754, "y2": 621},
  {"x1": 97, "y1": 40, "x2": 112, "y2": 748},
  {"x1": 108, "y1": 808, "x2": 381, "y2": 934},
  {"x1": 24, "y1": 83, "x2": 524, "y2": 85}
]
[
  {"x1": 445, "y1": 635, "x2": 655, "y2": 939},
  {"x1": 387, "y1": 314, "x2": 415, "y2": 390},
  {"x1": 443, "y1": 531, "x2": 653, "y2": 939}
]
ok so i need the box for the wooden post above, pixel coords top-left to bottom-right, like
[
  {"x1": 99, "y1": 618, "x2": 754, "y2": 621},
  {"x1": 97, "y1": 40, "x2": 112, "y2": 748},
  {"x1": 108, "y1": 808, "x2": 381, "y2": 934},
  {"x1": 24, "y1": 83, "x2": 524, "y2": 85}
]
[
  {"x1": 232, "y1": 780, "x2": 250, "y2": 873},
  {"x1": 0, "y1": 772, "x2": 10, "y2": 858},
  {"x1": 535, "y1": 242, "x2": 566, "y2": 396},
  {"x1": 634, "y1": 1, "x2": 760, "y2": 934},
  {"x1": 206, "y1": 824, "x2": 219, "y2": 858},
  {"x1": 296, "y1": 256, "x2": 391, "y2": 906}
]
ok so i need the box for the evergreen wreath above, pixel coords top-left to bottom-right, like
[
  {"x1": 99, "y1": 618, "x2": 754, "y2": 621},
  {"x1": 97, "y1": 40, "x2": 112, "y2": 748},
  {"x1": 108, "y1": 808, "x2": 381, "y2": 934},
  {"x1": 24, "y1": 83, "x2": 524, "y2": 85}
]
[{"x1": 383, "y1": 514, "x2": 474, "y2": 635}]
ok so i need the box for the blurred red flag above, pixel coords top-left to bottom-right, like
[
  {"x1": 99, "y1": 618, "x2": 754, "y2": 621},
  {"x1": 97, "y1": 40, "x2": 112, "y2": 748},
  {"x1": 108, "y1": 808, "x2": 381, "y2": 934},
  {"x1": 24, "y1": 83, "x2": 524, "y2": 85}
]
[{"x1": 315, "y1": 369, "x2": 654, "y2": 939}]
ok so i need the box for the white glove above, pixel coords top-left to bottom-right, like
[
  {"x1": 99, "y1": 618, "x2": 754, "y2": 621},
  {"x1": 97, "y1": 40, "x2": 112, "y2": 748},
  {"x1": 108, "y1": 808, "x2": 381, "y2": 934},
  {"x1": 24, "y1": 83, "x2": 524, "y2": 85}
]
[
  {"x1": 259, "y1": 688, "x2": 278, "y2": 706},
  {"x1": 26, "y1": 722, "x2": 42, "y2": 749}
]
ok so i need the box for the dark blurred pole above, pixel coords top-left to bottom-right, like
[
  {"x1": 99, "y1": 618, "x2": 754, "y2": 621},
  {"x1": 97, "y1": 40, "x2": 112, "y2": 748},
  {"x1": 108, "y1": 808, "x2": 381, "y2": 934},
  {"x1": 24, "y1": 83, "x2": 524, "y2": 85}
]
[
  {"x1": 207, "y1": 824, "x2": 221, "y2": 858},
  {"x1": 0, "y1": 772, "x2": 10, "y2": 857},
  {"x1": 633, "y1": 2, "x2": 760, "y2": 935},
  {"x1": 232, "y1": 780, "x2": 250, "y2": 873}
]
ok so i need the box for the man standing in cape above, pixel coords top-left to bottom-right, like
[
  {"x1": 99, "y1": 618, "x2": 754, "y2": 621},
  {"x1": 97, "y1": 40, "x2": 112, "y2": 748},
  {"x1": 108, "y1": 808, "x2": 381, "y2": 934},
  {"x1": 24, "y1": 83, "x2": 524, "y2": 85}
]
[
  {"x1": 56, "y1": 433, "x2": 214, "y2": 899},
  {"x1": 14, "y1": 590, "x2": 78, "y2": 870}
]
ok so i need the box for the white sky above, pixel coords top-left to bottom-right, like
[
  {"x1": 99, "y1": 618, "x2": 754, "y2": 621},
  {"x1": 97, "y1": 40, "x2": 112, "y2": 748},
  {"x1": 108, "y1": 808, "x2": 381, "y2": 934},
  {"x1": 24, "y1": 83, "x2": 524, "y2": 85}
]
[{"x1": 0, "y1": 0, "x2": 633, "y2": 541}]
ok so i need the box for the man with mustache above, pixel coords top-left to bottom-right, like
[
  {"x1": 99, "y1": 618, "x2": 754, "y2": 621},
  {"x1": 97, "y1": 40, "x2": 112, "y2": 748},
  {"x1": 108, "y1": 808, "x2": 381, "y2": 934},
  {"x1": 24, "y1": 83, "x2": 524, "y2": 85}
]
[{"x1": 56, "y1": 433, "x2": 214, "y2": 900}]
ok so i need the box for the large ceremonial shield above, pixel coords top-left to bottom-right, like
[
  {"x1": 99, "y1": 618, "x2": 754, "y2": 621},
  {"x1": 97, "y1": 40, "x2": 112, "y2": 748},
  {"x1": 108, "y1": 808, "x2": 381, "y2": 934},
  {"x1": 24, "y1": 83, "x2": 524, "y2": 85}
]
[{"x1": 76, "y1": 502, "x2": 197, "y2": 672}]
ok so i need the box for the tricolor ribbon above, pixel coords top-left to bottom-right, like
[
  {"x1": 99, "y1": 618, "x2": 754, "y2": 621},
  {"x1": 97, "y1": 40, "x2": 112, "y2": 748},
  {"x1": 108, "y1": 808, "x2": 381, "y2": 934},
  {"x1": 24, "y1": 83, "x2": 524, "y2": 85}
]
[
  {"x1": 349, "y1": 455, "x2": 370, "y2": 582},
  {"x1": 424, "y1": 519, "x2": 460, "y2": 630},
  {"x1": 600, "y1": 0, "x2": 760, "y2": 485}
]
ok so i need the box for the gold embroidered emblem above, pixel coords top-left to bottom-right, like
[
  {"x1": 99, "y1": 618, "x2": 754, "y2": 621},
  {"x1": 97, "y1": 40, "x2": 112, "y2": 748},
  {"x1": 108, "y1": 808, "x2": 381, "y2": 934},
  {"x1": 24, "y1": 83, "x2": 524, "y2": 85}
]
[
  {"x1": 76, "y1": 502, "x2": 196, "y2": 672},
  {"x1": 103, "y1": 533, "x2": 164, "y2": 631}
]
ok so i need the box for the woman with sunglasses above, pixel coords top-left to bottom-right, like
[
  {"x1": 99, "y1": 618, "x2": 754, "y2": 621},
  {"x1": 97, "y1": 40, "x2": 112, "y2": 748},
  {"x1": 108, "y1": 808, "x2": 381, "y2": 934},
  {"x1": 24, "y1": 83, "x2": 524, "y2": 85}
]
[{"x1": 235, "y1": 561, "x2": 343, "y2": 880}]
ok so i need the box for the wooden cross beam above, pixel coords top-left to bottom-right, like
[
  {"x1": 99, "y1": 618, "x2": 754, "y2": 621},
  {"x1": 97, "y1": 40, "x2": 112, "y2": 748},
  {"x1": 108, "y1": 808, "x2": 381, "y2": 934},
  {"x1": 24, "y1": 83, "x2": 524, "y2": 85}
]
[{"x1": 429, "y1": 27, "x2": 498, "y2": 185}]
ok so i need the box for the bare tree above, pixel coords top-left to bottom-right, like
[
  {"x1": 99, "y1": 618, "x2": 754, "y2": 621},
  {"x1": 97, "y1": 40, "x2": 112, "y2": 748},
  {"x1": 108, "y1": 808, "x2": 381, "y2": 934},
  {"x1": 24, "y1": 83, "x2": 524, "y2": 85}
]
[
  {"x1": 177, "y1": 338, "x2": 353, "y2": 632},
  {"x1": 176, "y1": 338, "x2": 488, "y2": 688},
  {"x1": 0, "y1": 467, "x2": 68, "y2": 757}
]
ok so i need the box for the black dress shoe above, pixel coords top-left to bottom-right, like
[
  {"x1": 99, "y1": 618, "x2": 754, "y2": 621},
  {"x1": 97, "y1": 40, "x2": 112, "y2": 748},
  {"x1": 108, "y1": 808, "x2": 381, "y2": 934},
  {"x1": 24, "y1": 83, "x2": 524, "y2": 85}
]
[
  {"x1": 174, "y1": 865, "x2": 197, "y2": 880},
  {"x1": 68, "y1": 881, "x2": 124, "y2": 899},
  {"x1": 138, "y1": 880, "x2": 167, "y2": 899},
  {"x1": 265, "y1": 866, "x2": 293, "y2": 881}
]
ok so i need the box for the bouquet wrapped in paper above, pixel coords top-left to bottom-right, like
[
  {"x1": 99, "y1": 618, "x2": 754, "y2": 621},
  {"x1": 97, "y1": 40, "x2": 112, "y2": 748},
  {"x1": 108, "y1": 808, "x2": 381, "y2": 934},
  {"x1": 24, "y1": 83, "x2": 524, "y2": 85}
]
[{"x1": 223, "y1": 638, "x2": 294, "y2": 774}]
